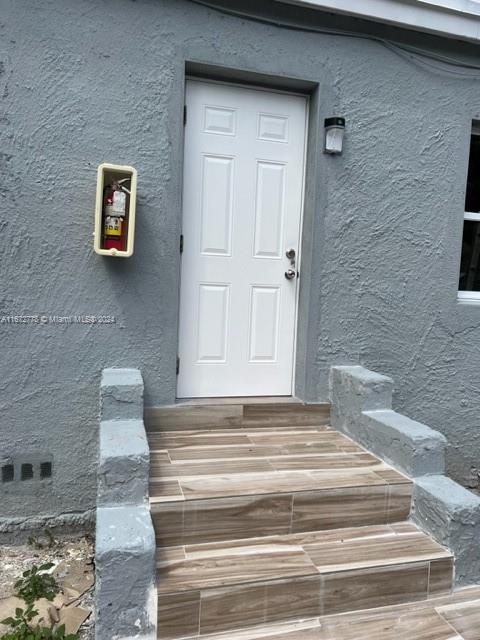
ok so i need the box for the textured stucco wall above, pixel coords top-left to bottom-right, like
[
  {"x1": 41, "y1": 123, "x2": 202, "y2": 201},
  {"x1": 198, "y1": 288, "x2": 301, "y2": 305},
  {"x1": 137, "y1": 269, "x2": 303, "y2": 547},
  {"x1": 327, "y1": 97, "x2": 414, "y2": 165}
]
[{"x1": 2, "y1": 0, "x2": 480, "y2": 523}]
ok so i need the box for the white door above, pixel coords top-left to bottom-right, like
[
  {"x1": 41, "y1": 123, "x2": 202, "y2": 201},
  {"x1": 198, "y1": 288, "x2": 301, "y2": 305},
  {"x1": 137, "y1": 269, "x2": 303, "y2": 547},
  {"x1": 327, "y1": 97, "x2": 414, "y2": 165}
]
[{"x1": 177, "y1": 80, "x2": 307, "y2": 398}]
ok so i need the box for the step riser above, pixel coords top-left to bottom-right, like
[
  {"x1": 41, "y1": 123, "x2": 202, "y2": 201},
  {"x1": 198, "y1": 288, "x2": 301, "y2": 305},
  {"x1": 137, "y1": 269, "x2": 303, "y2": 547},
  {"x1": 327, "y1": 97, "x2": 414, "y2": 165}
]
[
  {"x1": 157, "y1": 558, "x2": 453, "y2": 639},
  {"x1": 152, "y1": 485, "x2": 411, "y2": 547},
  {"x1": 145, "y1": 403, "x2": 330, "y2": 432}
]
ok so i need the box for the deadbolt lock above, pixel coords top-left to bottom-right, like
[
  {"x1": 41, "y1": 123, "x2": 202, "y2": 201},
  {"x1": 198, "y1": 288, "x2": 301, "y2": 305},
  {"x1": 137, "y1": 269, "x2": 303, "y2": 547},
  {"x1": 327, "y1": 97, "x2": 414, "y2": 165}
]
[{"x1": 286, "y1": 248, "x2": 296, "y2": 260}]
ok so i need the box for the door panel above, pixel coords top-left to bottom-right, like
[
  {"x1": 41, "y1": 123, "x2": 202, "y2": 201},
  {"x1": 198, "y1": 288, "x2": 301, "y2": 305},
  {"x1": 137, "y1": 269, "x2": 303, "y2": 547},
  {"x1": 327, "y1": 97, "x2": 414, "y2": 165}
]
[
  {"x1": 200, "y1": 155, "x2": 234, "y2": 255},
  {"x1": 178, "y1": 80, "x2": 307, "y2": 397},
  {"x1": 249, "y1": 286, "x2": 281, "y2": 362},
  {"x1": 254, "y1": 161, "x2": 286, "y2": 259},
  {"x1": 197, "y1": 284, "x2": 230, "y2": 362}
]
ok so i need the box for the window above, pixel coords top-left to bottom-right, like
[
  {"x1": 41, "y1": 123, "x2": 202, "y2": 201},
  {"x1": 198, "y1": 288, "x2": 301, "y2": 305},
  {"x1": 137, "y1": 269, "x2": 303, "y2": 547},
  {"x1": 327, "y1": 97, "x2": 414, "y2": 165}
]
[{"x1": 459, "y1": 123, "x2": 480, "y2": 299}]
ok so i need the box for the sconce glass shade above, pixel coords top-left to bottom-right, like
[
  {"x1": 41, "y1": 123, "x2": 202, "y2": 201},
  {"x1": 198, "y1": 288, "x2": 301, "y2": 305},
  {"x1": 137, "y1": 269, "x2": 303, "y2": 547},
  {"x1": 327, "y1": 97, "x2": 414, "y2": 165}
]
[{"x1": 324, "y1": 117, "x2": 345, "y2": 154}]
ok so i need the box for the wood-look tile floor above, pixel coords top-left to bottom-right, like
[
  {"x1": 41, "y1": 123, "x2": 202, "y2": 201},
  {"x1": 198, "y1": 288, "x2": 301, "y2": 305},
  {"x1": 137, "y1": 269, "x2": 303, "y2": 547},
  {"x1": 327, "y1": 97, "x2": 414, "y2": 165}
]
[
  {"x1": 149, "y1": 425, "x2": 413, "y2": 547},
  {"x1": 145, "y1": 402, "x2": 330, "y2": 431},
  {"x1": 156, "y1": 522, "x2": 454, "y2": 638},
  {"x1": 157, "y1": 523, "x2": 451, "y2": 593},
  {"x1": 192, "y1": 586, "x2": 480, "y2": 639},
  {"x1": 149, "y1": 413, "x2": 458, "y2": 639},
  {"x1": 148, "y1": 425, "x2": 410, "y2": 503}
]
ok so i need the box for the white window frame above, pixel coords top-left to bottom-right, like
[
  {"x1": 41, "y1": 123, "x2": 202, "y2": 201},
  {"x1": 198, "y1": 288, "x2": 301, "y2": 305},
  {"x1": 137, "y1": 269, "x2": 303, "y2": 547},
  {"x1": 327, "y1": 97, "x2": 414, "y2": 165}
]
[
  {"x1": 458, "y1": 125, "x2": 480, "y2": 302},
  {"x1": 458, "y1": 211, "x2": 480, "y2": 302}
]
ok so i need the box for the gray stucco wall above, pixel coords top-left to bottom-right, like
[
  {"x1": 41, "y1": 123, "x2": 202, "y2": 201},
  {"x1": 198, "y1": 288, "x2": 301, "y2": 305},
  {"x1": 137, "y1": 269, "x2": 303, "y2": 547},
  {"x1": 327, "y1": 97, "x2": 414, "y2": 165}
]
[{"x1": 2, "y1": 0, "x2": 480, "y2": 523}]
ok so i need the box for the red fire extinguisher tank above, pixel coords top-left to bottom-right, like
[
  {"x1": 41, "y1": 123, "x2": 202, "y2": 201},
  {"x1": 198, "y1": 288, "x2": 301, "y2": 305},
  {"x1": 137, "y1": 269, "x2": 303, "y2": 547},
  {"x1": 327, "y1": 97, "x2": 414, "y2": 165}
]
[{"x1": 102, "y1": 181, "x2": 130, "y2": 252}]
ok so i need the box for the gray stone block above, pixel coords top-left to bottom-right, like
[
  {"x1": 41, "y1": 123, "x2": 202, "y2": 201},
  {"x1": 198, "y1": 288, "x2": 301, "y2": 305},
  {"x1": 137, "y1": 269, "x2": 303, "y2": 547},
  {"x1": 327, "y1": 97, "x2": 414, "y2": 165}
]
[
  {"x1": 329, "y1": 363, "x2": 480, "y2": 586},
  {"x1": 412, "y1": 475, "x2": 480, "y2": 585},
  {"x1": 100, "y1": 368, "x2": 144, "y2": 421},
  {"x1": 330, "y1": 366, "x2": 446, "y2": 477},
  {"x1": 98, "y1": 419, "x2": 149, "y2": 507},
  {"x1": 329, "y1": 365, "x2": 393, "y2": 437},
  {"x1": 0, "y1": 510, "x2": 95, "y2": 544},
  {"x1": 362, "y1": 409, "x2": 446, "y2": 477},
  {"x1": 95, "y1": 505, "x2": 157, "y2": 640}
]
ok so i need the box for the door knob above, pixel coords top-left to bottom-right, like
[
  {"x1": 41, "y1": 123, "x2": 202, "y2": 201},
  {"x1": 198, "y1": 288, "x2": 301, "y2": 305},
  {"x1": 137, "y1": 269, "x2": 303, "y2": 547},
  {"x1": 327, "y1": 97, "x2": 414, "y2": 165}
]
[{"x1": 285, "y1": 268, "x2": 297, "y2": 280}]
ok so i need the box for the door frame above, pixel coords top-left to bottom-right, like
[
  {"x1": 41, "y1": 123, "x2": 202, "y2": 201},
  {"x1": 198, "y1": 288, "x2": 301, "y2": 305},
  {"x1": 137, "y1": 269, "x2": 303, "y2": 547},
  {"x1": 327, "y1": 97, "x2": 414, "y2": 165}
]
[
  {"x1": 171, "y1": 62, "x2": 330, "y2": 402},
  {"x1": 177, "y1": 76, "x2": 310, "y2": 398}
]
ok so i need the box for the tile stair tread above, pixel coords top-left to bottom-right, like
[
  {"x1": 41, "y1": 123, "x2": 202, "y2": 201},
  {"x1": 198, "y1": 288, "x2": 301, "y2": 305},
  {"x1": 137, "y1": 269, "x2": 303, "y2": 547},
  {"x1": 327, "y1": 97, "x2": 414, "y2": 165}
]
[
  {"x1": 157, "y1": 547, "x2": 318, "y2": 593},
  {"x1": 145, "y1": 402, "x2": 330, "y2": 432},
  {"x1": 173, "y1": 586, "x2": 480, "y2": 640},
  {"x1": 149, "y1": 466, "x2": 408, "y2": 503},
  {"x1": 313, "y1": 587, "x2": 480, "y2": 640},
  {"x1": 148, "y1": 426, "x2": 334, "y2": 447},
  {"x1": 436, "y1": 598, "x2": 480, "y2": 639},
  {"x1": 149, "y1": 426, "x2": 332, "y2": 436},
  {"x1": 151, "y1": 458, "x2": 277, "y2": 477},
  {"x1": 156, "y1": 522, "x2": 452, "y2": 594},
  {"x1": 184, "y1": 617, "x2": 324, "y2": 639},
  {"x1": 146, "y1": 422, "x2": 331, "y2": 435},
  {"x1": 167, "y1": 442, "x2": 363, "y2": 461},
  {"x1": 303, "y1": 531, "x2": 450, "y2": 573},
  {"x1": 184, "y1": 523, "x2": 420, "y2": 554},
  {"x1": 148, "y1": 427, "x2": 336, "y2": 448},
  {"x1": 174, "y1": 469, "x2": 399, "y2": 501},
  {"x1": 189, "y1": 613, "x2": 457, "y2": 640},
  {"x1": 150, "y1": 453, "x2": 383, "y2": 480},
  {"x1": 268, "y1": 453, "x2": 381, "y2": 471},
  {"x1": 149, "y1": 425, "x2": 410, "y2": 503},
  {"x1": 147, "y1": 426, "x2": 353, "y2": 448},
  {"x1": 150, "y1": 430, "x2": 354, "y2": 448}
]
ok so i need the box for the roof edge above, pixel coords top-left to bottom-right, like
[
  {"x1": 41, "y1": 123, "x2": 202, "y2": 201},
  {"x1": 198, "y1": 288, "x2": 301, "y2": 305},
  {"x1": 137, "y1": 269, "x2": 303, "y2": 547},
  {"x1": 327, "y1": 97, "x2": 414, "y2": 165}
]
[{"x1": 276, "y1": 0, "x2": 480, "y2": 43}]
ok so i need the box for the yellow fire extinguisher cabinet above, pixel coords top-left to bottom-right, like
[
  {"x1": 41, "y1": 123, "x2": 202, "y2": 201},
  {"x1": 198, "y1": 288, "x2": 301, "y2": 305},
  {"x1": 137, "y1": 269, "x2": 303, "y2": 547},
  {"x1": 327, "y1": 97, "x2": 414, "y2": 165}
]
[{"x1": 94, "y1": 163, "x2": 137, "y2": 258}]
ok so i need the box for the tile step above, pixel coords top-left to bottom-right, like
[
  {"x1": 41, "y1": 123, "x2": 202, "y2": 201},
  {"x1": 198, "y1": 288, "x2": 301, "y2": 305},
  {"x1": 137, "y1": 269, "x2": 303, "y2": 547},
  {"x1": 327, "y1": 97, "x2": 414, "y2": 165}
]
[
  {"x1": 156, "y1": 522, "x2": 454, "y2": 639},
  {"x1": 145, "y1": 402, "x2": 330, "y2": 431},
  {"x1": 149, "y1": 426, "x2": 412, "y2": 546},
  {"x1": 167, "y1": 586, "x2": 480, "y2": 639},
  {"x1": 151, "y1": 480, "x2": 412, "y2": 547}
]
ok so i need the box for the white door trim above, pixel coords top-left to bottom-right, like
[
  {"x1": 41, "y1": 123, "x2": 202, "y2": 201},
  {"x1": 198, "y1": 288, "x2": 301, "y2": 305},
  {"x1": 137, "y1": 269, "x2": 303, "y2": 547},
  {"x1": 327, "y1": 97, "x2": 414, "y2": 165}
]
[
  {"x1": 185, "y1": 75, "x2": 311, "y2": 99},
  {"x1": 290, "y1": 91, "x2": 309, "y2": 398}
]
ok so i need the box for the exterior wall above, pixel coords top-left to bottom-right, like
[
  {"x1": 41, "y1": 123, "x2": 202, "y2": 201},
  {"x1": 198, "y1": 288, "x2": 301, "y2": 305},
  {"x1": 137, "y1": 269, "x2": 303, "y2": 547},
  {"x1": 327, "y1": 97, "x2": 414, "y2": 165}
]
[{"x1": 2, "y1": 0, "x2": 480, "y2": 523}]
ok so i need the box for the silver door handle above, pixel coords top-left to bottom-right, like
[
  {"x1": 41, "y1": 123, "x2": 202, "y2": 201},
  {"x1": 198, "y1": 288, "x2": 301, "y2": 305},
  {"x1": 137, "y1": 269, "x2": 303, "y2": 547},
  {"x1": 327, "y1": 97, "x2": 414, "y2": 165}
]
[{"x1": 285, "y1": 248, "x2": 298, "y2": 280}]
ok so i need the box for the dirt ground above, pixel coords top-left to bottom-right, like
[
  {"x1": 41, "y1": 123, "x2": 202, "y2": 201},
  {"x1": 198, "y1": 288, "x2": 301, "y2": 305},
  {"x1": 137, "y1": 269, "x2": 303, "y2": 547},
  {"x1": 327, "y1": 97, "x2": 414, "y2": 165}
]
[{"x1": 0, "y1": 532, "x2": 94, "y2": 639}]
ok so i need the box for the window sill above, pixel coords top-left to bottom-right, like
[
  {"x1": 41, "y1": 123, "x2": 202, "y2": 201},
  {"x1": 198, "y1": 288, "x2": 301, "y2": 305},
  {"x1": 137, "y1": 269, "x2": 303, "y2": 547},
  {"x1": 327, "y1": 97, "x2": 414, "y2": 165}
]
[{"x1": 457, "y1": 294, "x2": 480, "y2": 305}]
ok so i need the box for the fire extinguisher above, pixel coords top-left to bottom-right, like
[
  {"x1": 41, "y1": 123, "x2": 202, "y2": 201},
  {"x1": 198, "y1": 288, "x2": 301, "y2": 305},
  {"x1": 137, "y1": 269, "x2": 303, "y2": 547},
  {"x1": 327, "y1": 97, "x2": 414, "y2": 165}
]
[{"x1": 102, "y1": 178, "x2": 131, "y2": 251}]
